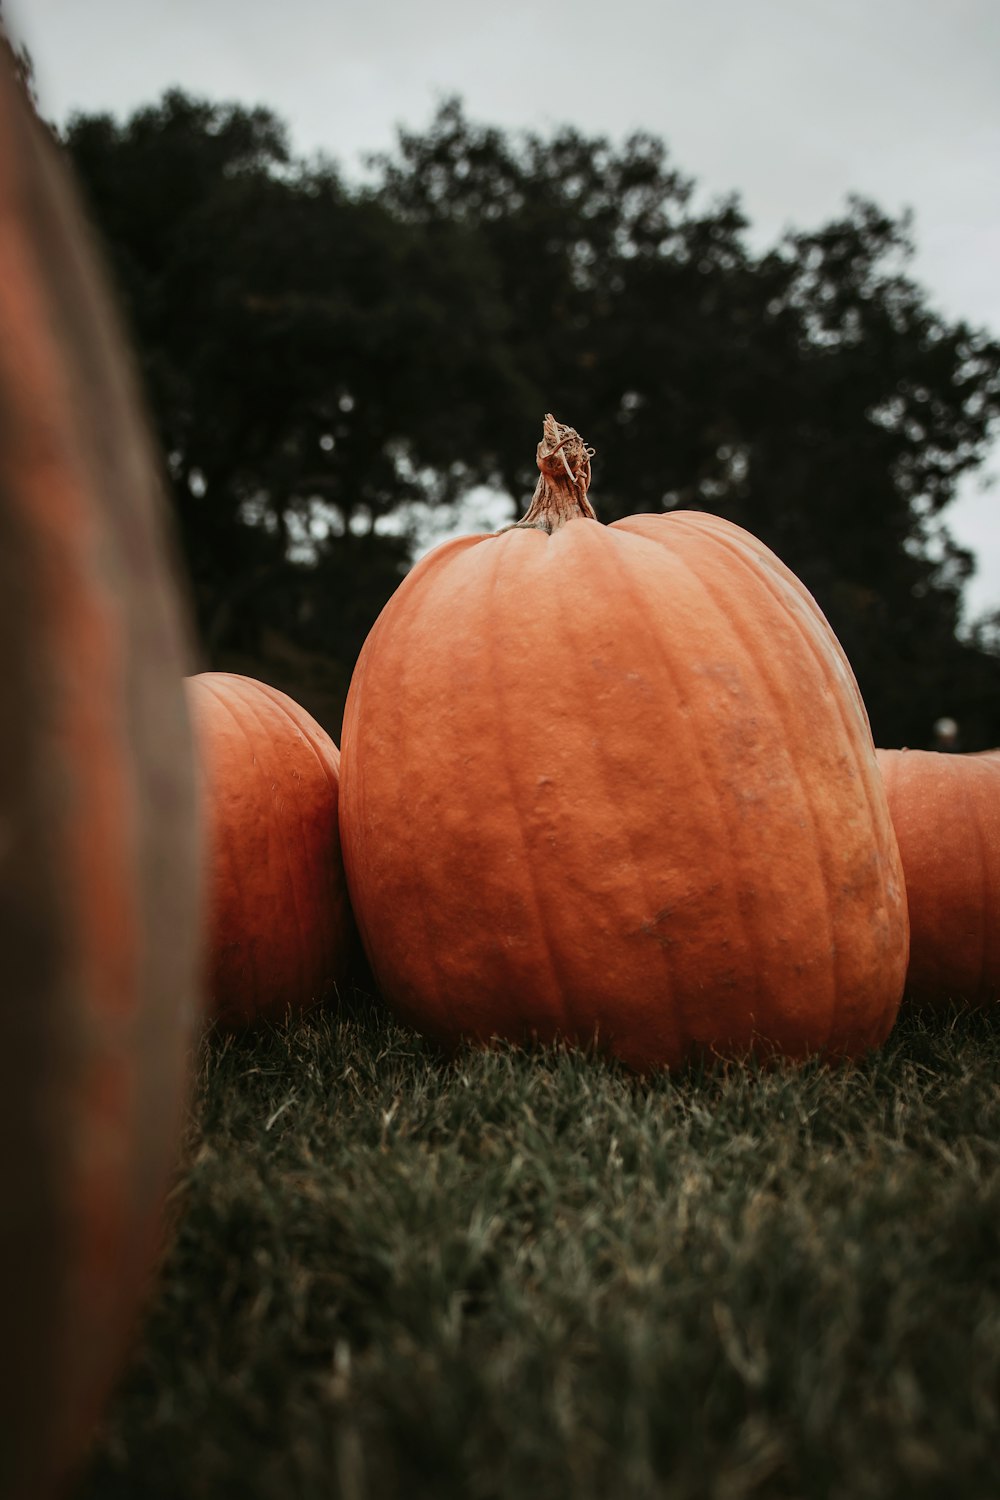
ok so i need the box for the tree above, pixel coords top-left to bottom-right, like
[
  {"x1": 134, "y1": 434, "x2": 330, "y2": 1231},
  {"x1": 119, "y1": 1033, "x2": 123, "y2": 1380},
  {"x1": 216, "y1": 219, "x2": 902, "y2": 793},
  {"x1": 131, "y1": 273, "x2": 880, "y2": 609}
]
[
  {"x1": 371, "y1": 104, "x2": 1000, "y2": 747},
  {"x1": 63, "y1": 94, "x2": 1000, "y2": 744},
  {"x1": 63, "y1": 93, "x2": 525, "y2": 723}
]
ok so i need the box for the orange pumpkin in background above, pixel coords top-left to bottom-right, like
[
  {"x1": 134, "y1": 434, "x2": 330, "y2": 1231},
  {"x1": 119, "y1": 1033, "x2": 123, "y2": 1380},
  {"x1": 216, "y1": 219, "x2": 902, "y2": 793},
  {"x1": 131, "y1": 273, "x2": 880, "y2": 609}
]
[
  {"x1": 187, "y1": 672, "x2": 354, "y2": 1026},
  {"x1": 0, "y1": 69, "x2": 202, "y2": 1500},
  {"x1": 877, "y1": 747, "x2": 1000, "y2": 1007},
  {"x1": 340, "y1": 415, "x2": 909, "y2": 1072}
]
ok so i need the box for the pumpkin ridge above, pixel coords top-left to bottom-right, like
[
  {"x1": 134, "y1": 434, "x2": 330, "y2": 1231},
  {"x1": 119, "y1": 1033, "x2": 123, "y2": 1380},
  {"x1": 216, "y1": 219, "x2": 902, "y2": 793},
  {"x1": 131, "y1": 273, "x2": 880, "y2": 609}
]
[
  {"x1": 959, "y1": 758, "x2": 991, "y2": 1001},
  {"x1": 980, "y1": 762, "x2": 1000, "y2": 990},
  {"x1": 601, "y1": 524, "x2": 780, "y2": 1054},
  {"x1": 663, "y1": 529, "x2": 842, "y2": 1053},
  {"x1": 200, "y1": 678, "x2": 268, "y2": 1016},
  {"x1": 342, "y1": 547, "x2": 461, "y2": 1039},
  {"x1": 666, "y1": 513, "x2": 871, "y2": 730},
  {"x1": 232, "y1": 674, "x2": 341, "y2": 795},
  {"x1": 237, "y1": 682, "x2": 350, "y2": 1005},
  {"x1": 225, "y1": 675, "x2": 342, "y2": 891},
  {"x1": 391, "y1": 553, "x2": 462, "y2": 1039},
  {"x1": 534, "y1": 522, "x2": 677, "y2": 1057},
  {"x1": 486, "y1": 541, "x2": 570, "y2": 1047},
  {"x1": 688, "y1": 520, "x2": 903, "y2": 1048},
  {"x1": 232, "y1": 685, "x2": 317, "y2": 1010},
  {"x1": 878, "y1": 748, "x2": 1000, "y2": 1008},
  {"x1": 579, "y1": 525, "x2": 702, "y2": 1058},
  {"x1": 338, "y1": 650, "x2": 375, "y2": 983}
]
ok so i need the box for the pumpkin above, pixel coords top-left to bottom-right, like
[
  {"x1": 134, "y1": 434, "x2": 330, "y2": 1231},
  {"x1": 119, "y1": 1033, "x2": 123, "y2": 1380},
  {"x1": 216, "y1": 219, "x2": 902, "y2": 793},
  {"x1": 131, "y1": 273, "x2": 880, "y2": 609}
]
[
  {"x1": 877, "y1": 747, "x2": 1000, "y2": 1007},
  {"x1": 186, "y1": 672, "x2": 354, "y2": 1026},
  {"x1": 339, "y1": 415, "x2": 908, "y2": 1072},
  {"x1": 0, "y1": 70, "x2": 202, "y2": 1500}
]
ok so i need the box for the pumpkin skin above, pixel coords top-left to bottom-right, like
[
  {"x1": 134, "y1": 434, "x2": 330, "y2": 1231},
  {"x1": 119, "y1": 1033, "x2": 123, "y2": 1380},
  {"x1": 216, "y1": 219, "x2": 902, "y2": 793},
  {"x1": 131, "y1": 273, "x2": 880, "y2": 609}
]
[
  {"x1": 339, "y1": 416, "x2": 909, "y2": 1072},
  {"x1": 877, "y1": 748, "x2": 1000, "y2": 1007},
  {"x1": 186, "y1": 672, "x2": 354, "y2": 1026},
  {"x1": 0, "y1": 72, "x2": 202, "y2": 1500}
]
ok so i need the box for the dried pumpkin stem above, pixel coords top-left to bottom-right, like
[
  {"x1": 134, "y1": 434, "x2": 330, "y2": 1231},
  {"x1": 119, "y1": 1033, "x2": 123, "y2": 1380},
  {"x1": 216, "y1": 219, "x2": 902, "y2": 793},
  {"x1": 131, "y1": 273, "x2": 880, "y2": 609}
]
[{"x1": 498, "y1": 413, "x2": 597, "y2": 535}]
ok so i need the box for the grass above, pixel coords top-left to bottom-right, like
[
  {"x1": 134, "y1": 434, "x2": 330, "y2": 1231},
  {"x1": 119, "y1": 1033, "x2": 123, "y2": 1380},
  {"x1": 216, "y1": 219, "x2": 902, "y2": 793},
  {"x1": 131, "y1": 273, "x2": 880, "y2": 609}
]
[{"x1": 78, "y1": 995, "x2": 1000, "y2": 1500}]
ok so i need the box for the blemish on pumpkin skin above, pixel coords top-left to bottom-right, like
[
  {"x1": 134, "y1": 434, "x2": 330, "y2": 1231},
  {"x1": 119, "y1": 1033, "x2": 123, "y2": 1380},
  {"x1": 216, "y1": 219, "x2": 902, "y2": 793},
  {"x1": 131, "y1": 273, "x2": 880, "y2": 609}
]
[
  {"x1": 641, "y1": 907, "x2": 677, "y2": 938},
  {"x1": 635, "y1": 893, "x2": 723, "y2": 950},
  {"x1": 632, "y1": 882, "x2": 728, "y2": 954}
]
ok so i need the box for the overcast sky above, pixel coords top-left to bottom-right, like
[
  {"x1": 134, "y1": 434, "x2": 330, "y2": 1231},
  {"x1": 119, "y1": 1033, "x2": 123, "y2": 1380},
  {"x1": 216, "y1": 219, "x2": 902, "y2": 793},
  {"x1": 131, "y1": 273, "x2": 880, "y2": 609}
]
[{"x1": 9, "y1": 0, "x2": 999, "y2": 616}]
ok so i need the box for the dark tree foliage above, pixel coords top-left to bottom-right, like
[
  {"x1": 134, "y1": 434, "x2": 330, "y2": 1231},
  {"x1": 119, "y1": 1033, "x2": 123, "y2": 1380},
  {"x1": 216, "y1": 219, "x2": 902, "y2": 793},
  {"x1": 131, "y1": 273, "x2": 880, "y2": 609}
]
[
  {"x1": 62, "y1": 93, "x2": 1000, "y2": 743},
  {"x1": 62, "y1": 92, "x2": 519, "y2": 725}
]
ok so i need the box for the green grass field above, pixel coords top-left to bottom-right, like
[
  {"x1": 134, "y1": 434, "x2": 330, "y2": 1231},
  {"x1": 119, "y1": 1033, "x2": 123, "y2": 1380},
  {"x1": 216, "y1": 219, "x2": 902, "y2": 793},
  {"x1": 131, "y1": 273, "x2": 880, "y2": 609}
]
[{"x1": 78, "y1": 995, "x2": 1000, "y2": 1500}]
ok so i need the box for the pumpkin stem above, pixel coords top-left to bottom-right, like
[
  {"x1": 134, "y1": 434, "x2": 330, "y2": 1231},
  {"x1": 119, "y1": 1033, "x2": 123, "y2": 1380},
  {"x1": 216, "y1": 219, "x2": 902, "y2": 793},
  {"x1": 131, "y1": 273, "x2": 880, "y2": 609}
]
[{"x1": 499, "y1": 414, "x2": 597, "y2": 534}]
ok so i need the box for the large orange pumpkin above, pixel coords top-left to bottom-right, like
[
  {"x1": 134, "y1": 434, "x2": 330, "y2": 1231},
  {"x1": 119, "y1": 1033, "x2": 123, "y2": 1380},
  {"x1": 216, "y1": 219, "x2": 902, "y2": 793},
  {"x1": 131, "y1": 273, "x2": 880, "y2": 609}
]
[
  {"x1": 339, "y1": 415, "x2": 908, "y2": 1071},
  {"x1": 186, "y1": 672, "x2": 354, "y2": 1026},
  {"x1": 0, "y1": 69, "x2": 202, "y2": 1500},
  {"x1": 877, "y1": 747, "x2": 1000, "y2": 1007}
]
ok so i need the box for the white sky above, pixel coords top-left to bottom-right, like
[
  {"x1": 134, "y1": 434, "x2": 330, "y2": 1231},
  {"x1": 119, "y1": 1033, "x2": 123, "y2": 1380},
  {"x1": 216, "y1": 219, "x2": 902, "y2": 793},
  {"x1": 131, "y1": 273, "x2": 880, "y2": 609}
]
[{"x1": 9, "y1": 0, "x2": 999, "y2": 617}]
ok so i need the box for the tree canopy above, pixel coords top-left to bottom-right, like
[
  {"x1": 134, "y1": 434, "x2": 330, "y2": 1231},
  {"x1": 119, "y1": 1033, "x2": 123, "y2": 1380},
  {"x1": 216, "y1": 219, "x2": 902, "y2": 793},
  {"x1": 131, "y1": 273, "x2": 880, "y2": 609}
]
[{"x1": 62, "y1": 91, "x2": 1000, "y2": 745}]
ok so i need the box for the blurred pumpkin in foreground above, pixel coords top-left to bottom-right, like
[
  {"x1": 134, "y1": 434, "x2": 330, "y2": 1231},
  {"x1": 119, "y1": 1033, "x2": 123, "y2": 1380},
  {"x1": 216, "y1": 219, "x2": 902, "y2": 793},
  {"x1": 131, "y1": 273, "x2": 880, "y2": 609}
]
[{"x1": 0, "y1": 67, "x2": 202, "y2": 1500}]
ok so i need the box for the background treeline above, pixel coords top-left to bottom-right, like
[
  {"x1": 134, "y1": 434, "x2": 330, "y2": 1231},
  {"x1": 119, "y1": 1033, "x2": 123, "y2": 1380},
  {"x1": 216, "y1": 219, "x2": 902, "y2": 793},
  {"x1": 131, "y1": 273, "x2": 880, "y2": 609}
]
[{"x1": 60, "y1": 90, "x2": 1000, "y2": 746}]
